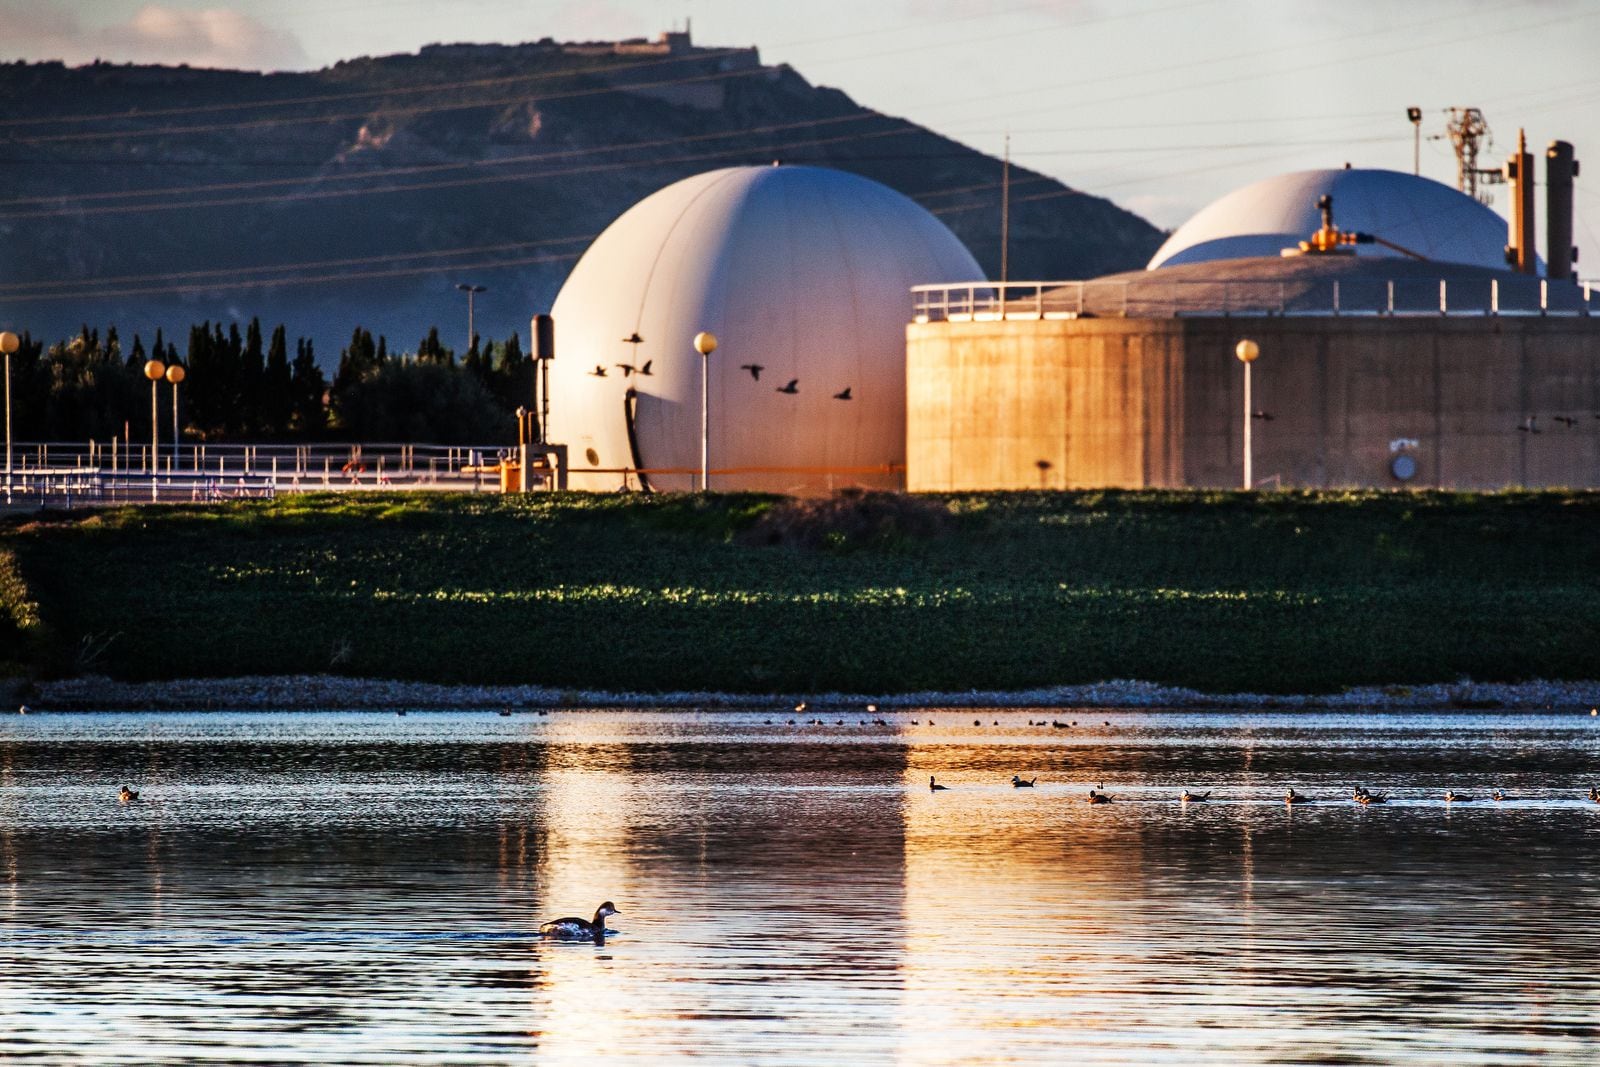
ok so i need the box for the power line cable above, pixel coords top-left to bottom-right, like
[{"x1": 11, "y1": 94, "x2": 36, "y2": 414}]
[
  {"x1": 1, "y1": 234, "x2": 596, "y2": 293},
  {"x1": 2, "y1": 62, "x2": 776, "y2": 146},
  {"x1": 0, "y1": 247, "x2": 587, "y2": 303},
  {"x1": 0, "y1": 46, "x2": 759, "y2": 128},
  {"x1": 0, "y1": 112, "x2": 889, "y2": 207},
  {"x1": 0, "y1": 126, "x2": 926, "y2": 220}
]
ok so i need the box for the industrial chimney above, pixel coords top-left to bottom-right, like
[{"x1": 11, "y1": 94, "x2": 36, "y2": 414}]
[
  {"x1": 1504, "y1": 128, "x2": 1537, "y2": 274},
  {"x1": 1546, "y1": 140, "x2": 1579, "y2": 281}
]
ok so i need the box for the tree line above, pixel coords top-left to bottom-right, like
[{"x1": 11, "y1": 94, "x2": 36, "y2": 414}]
[{"x1": 2, "y1": 320, "x2": 534, "y2": 445}]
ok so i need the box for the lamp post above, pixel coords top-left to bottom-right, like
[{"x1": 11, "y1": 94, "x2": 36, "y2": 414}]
[
  {"x1": 143, "y1": 359, "x2": 165, "y2": 496},
  {"x1": 1235, "y1": 339, "x2": 1260, "y2": 490},
  {"x1": 693, "y1": 331, "x2": 718, "y2": 491},
  {"x1": 515, "y1": 405, "x2": 529, "y2": 494},
  {"x1": 455, "y1": 283, "x2": 487, "y2": 355},
  {"x1": 165, "y1": 363, "x2": 185, "y2": 471},
  {"x1": 1406, "y1": 106, "x2": 1423, "y2": 176},
  {"x1": 0, "y1": 330, "x2": 18, "y2": 504}
]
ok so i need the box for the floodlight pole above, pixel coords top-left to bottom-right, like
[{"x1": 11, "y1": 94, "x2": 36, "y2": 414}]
[{"x1": 456, "y1": 283, "x2": 487, "y2": 355}]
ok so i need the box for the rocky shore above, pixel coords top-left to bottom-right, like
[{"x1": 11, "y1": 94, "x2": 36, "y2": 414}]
[{"x1": 27, "y1": 674, "x2": 1600, "y2": 712}]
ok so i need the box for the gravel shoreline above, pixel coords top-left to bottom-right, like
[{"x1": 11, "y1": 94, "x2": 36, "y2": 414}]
[{"x1": 26, "y1": 674, "x2": 1600, "y2": 711}]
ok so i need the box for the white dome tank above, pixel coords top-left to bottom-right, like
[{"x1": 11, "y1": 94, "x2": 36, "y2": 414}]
[
  {"x1": 1148, "y1": 168, "x2": 1517, "y2": 272},
  {"x1": 547, "y1": 165, "x2": 983, "y2": 494}
]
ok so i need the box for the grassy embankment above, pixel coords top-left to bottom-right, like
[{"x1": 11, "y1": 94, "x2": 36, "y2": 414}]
[{"x1": 0, "y1": 490, "x2": 1597, "y2": 695}]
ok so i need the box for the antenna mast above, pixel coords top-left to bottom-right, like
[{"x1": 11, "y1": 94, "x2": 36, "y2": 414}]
[
  {"x1": 1000, "y1": 133, "x2": 1010, "y2": 285},
  {"x1": 1443, "y1": 107, "x2": 1506, "y2": 206}
]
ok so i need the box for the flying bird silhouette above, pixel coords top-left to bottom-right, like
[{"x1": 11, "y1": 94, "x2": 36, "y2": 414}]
[
  {"x1": 616, "y1": 363, "x2": 637, "y2": 376},
  {"x1": 1518, "y1": 416, "x2": 1540, "y2": 433},
  {"x1": 638, "y1": 360, "x2": 653, "y2": 375},
  {"x1": 1553, "y1": 414, "x2": 1577, "y2": 427},
  {"x1": 588, "y1": 365, "x2": 608, "y2": 377},
  {"x1": 833, "y1": 387, "x2": 852, "y2": 401},
  {"x1": 622, "y1": 332, "x2": 643, "y2": 344},
  {"x1": 740, "y1": 364, "x2": 765, "y2": 380},
  {"x1": 776, "y1": 379, "x2": 799, "y2": 394}
]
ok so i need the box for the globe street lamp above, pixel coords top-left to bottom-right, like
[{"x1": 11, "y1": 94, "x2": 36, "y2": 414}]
[
  {"x1": 165, "y1": 363, "x2": 185, "y2": 471},
  {"x1": 0, "y1": 330, "x2": 18, "y2": 504},
  {"x1": 693, "y1": 331, "x2": 718, "y2": 491},
  {"x1": 1235, "y1": 339, "x2": 1260, "y2": 490},
  {"x1": 143, "y1": 358, "x2": 165, "y2": 485}
]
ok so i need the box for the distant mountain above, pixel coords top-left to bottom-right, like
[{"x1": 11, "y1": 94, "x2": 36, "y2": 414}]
[{"x1": 0, "y1": 30, "x2": 1164, "y2": 360}]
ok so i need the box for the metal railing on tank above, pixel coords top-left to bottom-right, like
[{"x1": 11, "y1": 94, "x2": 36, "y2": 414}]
[{"x1": 911, "y1": 278, "x2": 1599, "y2": 322}]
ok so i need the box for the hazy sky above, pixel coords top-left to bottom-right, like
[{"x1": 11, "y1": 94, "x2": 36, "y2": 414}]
[{"x1": 5, "y1": 0, "x2": 1599, "y2": 247}]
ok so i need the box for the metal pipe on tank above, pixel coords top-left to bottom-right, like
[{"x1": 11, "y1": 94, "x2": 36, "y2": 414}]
[
  {"x1": 1546, "y1": 140, "x2": 1577, "y2": 281},
  {"x1": 1505, "y1": 129, "x2": 1537, "y2": 275}
]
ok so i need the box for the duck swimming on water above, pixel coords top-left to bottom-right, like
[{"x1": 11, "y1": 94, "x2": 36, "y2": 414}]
[
  {"x1": 539, "y1": 902, "x2": 619, "y2": 942},
  {"x1": 1012, "y1": 775, "x2": 1037, "y2": 788},
  {"x1": 1180, "y1": 790, "x2": 1210, "y2": 802},
  {"x1": 929, "y1": 776, "x2": 949, "y2": 791},
  {"x1": 1284, "y1": 788, "x2": 1309, "y2": 805},
  {"x1": 118, "y1": 786, "x2": 139, "y2": 804},
  {"x1": 1444, "y1": 790, "x2": 1476, "y2": 802}
]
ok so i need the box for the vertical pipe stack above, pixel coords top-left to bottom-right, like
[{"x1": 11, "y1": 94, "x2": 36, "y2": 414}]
[
  {"x1": 1546, "y1": 140, "x2": 1578, "y2": 282},
  {"x1": 1505, "y1": 128, "x2": 1537, "y2": 275}
]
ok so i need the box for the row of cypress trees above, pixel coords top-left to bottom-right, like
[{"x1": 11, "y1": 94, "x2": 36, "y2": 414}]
[{"x1": 2, "y1": 319, "x2": 532, "y2": 445}]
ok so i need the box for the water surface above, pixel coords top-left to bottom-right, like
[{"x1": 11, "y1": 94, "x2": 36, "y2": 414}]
[{"x1": 2, "y1": 709, "x2": 1598, "y2": 1064}]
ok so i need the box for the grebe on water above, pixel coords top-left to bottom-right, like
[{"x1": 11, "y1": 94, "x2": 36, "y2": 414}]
[
  {"x1": 540, "y1": 902, "x2": 619, "y2": 943},
  {"x1": 929, "y1": 776, "x2": 949, "y2": 791}
]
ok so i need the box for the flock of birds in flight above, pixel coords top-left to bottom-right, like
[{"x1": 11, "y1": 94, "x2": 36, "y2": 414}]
[
  {"x1": 1516, "y1": 414, "x2": 1600, "y2": 433},
  {"x1": 587, "y1": 334, "x2": 853, "y2": 399},
  {"x1": 1249, "y1": 413, "x2": 1599, "y2": 432}
]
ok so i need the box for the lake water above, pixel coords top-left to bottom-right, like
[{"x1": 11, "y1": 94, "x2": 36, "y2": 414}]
[{"x1": 2, "y1": 709, "x2": 1598, "y2": 1064}]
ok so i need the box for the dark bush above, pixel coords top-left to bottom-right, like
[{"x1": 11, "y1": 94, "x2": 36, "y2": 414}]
[{"x1": 736, "y1": 489, "x2": 952, "y2": 551}]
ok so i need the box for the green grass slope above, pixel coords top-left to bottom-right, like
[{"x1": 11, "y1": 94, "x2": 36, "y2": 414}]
[{"x1": 3, "y1": 490, "x2": 1598, "y2": 694}]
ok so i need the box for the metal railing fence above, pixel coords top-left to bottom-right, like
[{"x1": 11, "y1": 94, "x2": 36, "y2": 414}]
[
  {"x1": 0, "y1": 441, "x2": 511, "y2": 509},
  {"x1": 912, "y1": 277, "x2": 1599, "y2": 323}
]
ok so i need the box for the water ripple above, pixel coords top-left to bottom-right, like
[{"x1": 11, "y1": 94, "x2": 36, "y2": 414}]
[{"x1": 1, "y1": 709, "x2": 1598, "y2": 1063}]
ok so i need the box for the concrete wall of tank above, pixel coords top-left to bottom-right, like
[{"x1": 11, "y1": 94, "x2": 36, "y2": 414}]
[{"x1": 906, "y1": 316, "x2": 1600, "y2": 490}]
